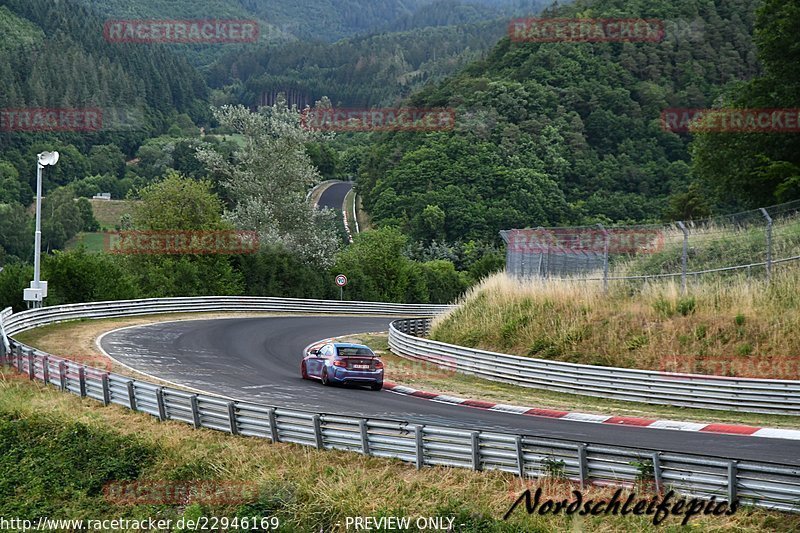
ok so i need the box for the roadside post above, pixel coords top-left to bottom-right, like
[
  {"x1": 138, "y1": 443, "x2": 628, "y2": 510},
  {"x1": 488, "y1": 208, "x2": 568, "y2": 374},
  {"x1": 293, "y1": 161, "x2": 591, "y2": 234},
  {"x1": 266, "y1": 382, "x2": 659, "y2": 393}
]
[{"x1": 335, "y1": 274, "x2": 348, "y2": 300}]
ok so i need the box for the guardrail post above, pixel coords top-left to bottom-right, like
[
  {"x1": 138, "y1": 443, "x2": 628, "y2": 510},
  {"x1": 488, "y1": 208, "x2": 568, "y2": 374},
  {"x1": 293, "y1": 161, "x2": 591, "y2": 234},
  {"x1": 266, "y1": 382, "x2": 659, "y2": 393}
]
[
  {"x1": 470, "y1": 432, "x2": 481, "y2": 472},
  {"x1": 414, "y1": 425, "x2": 424, "y2": 470},
  {"x1": 15, "y1": 345, "x2": 23, "y2": 373},
  {"x1": 78, "y1": 367, "x2": 87, "y2": 397},
  {"x1": 652, "y1": 452, "x2": 663, "y2": 494},
  {"x1": 101, "y1": 374, "x2": 110, "y2": 406},
  {"x1": 359, "y1": 419, "x2": 370, "y2": 455},
  {"x1": 127, "y1": 381, "x2": 137, "y2": 411},
  {"x1": 42, "y1": 355, "x2": 49, "y2": 384},
  {"x1": 577, "y1": 444, "x2": 588, "y2": 489},
  {"x1": 760, "y1": 208, "x2": 773, "y2": 282},
  {"x1": 515, "y1": 436, "x2": 525, "y2": 478},
  {"x1": 268, "y1": 408, "x2": 279, "y2": 443},
  {"x1": 677, "y1": 221, "x2": 689, "y2": 294},
  {"x1": 190, "y1": 395, "x2": 200, "y2": 428},
  {"x1": 728, "y1": 460, "x2": 738, "y2": 504},
  {"x1": 155, "y1": 387, "x2": 166, "y2": 421},
  {"x1": 58, "y1": 361, "x2": 66, "y2": 391},
  {"x1": 312, "y1": 414, "x2": 323, "y2": 450},
  {"x1": 228, "y1": 401, "x2": 239, "y2": 435},
  {"x1": 26, "y1": 348, "x2": 35, "y2": 380}
]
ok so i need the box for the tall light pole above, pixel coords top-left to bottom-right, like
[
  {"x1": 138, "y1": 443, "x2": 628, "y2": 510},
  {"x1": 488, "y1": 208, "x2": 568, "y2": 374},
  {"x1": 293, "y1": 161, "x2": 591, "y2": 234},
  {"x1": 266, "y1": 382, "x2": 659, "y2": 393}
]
[{"x1": 23, "y1": 151, "x2": 59, "y2": 309}]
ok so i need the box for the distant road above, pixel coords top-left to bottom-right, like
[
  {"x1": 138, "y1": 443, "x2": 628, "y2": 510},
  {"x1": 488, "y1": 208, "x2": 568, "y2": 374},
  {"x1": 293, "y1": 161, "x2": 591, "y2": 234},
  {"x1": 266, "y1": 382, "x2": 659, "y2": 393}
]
[{"x1": 317, "y1": 181, "x2": 353, "y2": 210}]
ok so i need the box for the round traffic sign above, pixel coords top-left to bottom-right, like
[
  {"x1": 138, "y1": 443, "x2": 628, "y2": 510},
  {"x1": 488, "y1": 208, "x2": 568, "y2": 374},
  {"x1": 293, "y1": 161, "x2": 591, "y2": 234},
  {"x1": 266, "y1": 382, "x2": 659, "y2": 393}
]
[{"x1": 335, "y1": 274, "x2": 348, "y2": 287}]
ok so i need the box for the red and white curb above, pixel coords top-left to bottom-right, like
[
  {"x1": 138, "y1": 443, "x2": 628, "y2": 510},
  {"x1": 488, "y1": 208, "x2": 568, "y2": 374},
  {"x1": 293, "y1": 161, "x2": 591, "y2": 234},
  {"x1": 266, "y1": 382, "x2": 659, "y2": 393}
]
[{"x1": 382, "y1": 381, "x2": 800, "y2": 441}]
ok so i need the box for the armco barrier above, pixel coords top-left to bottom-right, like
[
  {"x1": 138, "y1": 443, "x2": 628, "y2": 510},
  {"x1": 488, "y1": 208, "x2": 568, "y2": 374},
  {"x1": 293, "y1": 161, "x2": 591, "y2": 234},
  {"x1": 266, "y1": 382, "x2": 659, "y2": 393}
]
[
  {"x1": 1, "y1": 297, "x2": 454, "y2": 337},
  {"x1": 0, "y1": 306, "x2": 11, "y2": 356},
  {"x1": 389, "y1": 319, "x2": 800, "y2": 416},
  {"x1": 1, "y1": 300, "x2": 799, "y2": 514}
]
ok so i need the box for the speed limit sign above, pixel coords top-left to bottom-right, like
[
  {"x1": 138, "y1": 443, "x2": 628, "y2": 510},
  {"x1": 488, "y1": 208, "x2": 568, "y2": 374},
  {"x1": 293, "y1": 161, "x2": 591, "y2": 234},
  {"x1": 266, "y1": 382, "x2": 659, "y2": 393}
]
[{"x1": 335, "y1": 274, "x2": 348, "y2": 287}]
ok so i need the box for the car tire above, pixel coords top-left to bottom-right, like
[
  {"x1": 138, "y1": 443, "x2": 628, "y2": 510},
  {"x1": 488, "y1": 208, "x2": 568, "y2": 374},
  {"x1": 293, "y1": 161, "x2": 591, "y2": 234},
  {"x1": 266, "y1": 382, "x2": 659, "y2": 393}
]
[
  {"x1": 370, "y1": 382, "x2": 383, "y2": 391},
  {"x1": 321, "y1": 368, "x2": 331, "y2": 386},
  {"x1": 301, "y1": 361, "x2": 309, "y2": 380}
]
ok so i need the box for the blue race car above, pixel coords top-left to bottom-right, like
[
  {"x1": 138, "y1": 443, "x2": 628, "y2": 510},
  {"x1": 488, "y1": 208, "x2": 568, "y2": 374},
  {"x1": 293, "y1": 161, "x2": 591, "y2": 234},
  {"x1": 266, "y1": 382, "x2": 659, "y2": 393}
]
[{"x1": 301, "y1": 342, "x2": 384, "y2": 390}]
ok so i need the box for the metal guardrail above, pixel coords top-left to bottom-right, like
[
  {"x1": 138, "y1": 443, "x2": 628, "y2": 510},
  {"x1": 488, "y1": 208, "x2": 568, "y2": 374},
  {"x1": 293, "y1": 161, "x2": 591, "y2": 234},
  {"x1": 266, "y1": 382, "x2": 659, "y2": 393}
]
[
  {"x1": 1, "y1": 300, "x2": 799, "y2": 514},
  {"x1": 2, "y1": 297, "x2": 454, "y2": 337},
  {"x1": 389, "y1": 319, "x2": 800, "y2": 416},
  {"x1": 0, "y1": 306, "x2": 11, "y2": 356}
]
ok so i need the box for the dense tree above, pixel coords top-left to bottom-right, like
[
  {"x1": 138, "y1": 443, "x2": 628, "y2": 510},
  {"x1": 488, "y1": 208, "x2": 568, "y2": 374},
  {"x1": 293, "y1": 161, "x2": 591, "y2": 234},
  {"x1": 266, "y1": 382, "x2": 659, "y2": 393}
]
[
  {"x1": 125, "y1": 172, "x2": 244, "y2": 298},
  {"x1": 0, "y1": 161, "x2": 31, "y2": 205},
  {"x1": 41, "y1": 188, "x2": 85, "y2": 251},
  {"x1": 43, "y1": 248, "x2": 139, "y2": 305},
  {"x1": 88, "y1": 144, "x2": 126, "y2": 179},
  {"x1": 197, "y1": 103, "x2": 341, "y2": 266},
  {"x1": 0, "y1": 262, "x2": 33, "y2": 311},
  {"x1": 332, "y1": 227, "x2": 417, "y2": 302},
  {"x1": 691, "y1": 0, "x2": 800, "y2": 208},
  {"x1": 357, "y1": 0, "x2": 763, "y2": 241},
  {"x1": 0, "y1": 202, "x2": 32, "y2": 261}
]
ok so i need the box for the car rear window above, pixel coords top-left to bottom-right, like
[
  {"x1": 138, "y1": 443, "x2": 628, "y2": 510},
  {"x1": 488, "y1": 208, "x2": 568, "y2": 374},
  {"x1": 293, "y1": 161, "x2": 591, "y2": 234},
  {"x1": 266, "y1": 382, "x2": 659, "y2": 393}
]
[{"x1": 337, "y1": 347, "x2": 375, "y2": 357}]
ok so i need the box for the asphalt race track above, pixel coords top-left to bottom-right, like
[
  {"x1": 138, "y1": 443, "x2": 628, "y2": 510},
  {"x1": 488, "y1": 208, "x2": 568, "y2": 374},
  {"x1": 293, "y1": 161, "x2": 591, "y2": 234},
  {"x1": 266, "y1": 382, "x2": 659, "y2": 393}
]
[
  {"x1": 99, "y1": 316, "x2": 800, "y2": 465},
  {"x1": 316, "y1": 181, "x2": 353, "y2": 210}
]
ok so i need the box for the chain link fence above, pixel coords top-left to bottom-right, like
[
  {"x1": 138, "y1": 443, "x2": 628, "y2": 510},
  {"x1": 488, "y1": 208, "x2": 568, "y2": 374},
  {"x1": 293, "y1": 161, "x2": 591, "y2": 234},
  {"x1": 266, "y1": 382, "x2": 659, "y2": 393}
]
[{"x1": 501, "y1": 199, "x2": 800, "y2": 290}]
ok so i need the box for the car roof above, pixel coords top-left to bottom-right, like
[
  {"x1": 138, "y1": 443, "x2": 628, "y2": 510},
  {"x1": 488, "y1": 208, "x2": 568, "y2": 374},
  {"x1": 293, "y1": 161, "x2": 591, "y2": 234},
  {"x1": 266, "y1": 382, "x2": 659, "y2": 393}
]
[{"x1": 332, "y1": 343, "x2": 371, "y2": 349}]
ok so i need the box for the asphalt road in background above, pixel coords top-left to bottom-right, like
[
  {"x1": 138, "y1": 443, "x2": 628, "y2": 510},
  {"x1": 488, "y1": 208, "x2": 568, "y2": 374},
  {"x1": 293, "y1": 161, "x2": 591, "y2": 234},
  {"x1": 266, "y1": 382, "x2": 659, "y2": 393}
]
[
  {"x1": 317, "y1": 181, "x2": 352, "y2": 210},
  {"x1": 99, "y1": 316, "x2": 800, "y2": 464}
]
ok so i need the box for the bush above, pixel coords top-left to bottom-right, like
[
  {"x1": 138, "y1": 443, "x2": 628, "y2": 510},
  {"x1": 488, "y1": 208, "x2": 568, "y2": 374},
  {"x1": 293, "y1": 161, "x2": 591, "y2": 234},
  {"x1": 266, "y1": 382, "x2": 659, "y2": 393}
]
[
  {"x1": 233, "y1": 248, "x2": 336, "y2": 299},
  {"x1": 419, "y1": 260, "x2": 469, "y2": 304},
  {"x1": 43, "y1": 248, "x2": 140, "y2": 305},
  {"x1": 0, "y1": 262, "x2": 33, "y2": 311}
]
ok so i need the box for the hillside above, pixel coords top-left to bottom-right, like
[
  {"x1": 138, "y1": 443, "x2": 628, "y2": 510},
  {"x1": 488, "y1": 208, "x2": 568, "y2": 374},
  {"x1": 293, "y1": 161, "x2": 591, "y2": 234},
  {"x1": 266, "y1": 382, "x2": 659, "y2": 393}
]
[
  {"x1": 356, "y1": 0, "x2": 762, "y2": 244},
  {"x1": 206, "y1": 21, "x2": 511, "y2": 108},
  {"x1": 0, "y1": 0, "x2": 209, "y2": 132},
  {"x1": 81, "y1": 0, "x2": 550, "y2": 44}
]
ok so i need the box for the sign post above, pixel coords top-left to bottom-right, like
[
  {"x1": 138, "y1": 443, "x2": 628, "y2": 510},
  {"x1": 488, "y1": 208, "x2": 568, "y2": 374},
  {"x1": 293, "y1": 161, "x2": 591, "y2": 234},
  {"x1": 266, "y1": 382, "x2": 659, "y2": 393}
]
[{"x1": 335, "y1": 274, "x2": 348, "y2": 301}]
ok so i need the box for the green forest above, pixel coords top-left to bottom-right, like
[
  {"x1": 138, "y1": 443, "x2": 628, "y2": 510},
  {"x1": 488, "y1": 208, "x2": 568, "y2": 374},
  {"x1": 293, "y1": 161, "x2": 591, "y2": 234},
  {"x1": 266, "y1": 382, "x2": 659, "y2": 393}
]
[{"x1": 0, "y1": 0, "x2": 798, "y2": 309}]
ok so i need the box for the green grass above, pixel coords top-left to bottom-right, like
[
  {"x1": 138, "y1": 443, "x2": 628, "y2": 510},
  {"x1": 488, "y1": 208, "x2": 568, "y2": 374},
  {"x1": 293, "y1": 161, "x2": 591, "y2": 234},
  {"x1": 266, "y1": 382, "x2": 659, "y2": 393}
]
[
  {"x1": 67, "y1": 232, "x2": 108, "y2": 252},
  {"x1": 89, "y1": 199, "x2": 138, "y2": 231}
]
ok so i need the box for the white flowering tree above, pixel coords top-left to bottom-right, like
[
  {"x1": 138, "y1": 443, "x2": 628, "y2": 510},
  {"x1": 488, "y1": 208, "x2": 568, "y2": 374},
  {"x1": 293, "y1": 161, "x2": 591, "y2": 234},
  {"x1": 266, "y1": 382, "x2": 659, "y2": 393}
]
[{"x1": 197, "y1": 99, "x2": 340, "y2": 266}]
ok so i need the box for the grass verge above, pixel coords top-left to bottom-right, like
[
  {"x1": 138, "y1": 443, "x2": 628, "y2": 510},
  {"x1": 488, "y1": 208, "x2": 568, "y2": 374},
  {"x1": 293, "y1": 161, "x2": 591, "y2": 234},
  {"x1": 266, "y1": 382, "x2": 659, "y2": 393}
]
[{"x1": 431, "y1": 271, "x2": 800, "y2": 379}]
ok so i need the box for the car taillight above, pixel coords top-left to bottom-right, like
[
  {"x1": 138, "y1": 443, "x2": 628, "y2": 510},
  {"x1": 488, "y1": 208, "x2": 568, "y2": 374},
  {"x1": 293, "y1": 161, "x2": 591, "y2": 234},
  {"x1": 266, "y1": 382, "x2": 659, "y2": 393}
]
[
  {"x1": 374, "y1": 360, "x2": 384, "y2": 369},
  {"x1": 333, "y1": 360, "x2": 347, "y2": 368}
]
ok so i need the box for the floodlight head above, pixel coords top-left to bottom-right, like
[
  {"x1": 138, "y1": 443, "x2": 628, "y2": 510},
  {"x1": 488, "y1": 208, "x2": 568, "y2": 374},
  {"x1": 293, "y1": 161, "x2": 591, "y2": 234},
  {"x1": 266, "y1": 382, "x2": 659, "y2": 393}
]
[{"x1": 37, "y1": 151, "x2": 59, "y2": 166}]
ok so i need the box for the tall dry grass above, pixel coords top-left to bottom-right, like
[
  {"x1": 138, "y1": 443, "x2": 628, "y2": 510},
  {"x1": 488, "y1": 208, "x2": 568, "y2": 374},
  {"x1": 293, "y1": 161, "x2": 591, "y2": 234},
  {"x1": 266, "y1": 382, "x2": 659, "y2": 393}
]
[{"x1": 431, "y1": 268, "x2": 800, "y2": 376}]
